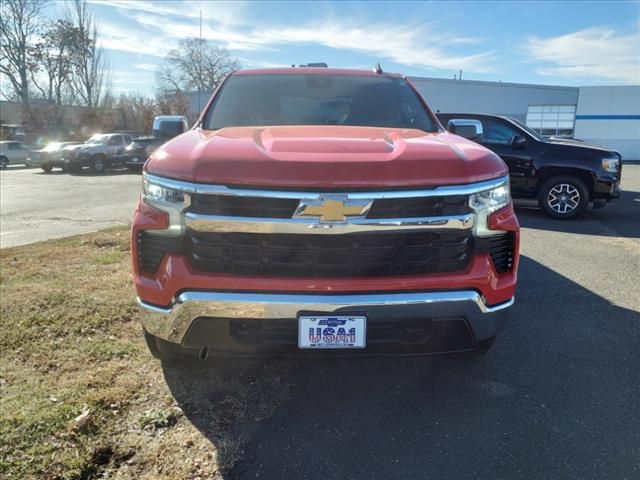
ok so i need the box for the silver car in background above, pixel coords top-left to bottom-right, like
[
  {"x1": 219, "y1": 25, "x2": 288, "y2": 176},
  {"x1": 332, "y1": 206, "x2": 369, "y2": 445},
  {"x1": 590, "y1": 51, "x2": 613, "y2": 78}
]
[
  {"x1": 0, "y1": 140, "x2": 33, "y2": 168},
  {"x1": 26, "y1": 141, "x2": 81, "y2": 172}
]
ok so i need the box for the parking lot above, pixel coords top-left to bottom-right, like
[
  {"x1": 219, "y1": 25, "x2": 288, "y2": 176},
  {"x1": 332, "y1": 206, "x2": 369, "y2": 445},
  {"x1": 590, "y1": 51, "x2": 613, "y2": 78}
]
[{"x1": 0, "y1": 167, "x2": 140, "y2": 248}]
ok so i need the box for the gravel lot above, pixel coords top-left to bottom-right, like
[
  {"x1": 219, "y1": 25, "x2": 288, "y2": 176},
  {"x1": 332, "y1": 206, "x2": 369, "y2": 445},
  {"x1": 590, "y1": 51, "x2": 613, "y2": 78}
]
[{"x1": 0, "y1": 167, "x2": 140, "y2": 248}]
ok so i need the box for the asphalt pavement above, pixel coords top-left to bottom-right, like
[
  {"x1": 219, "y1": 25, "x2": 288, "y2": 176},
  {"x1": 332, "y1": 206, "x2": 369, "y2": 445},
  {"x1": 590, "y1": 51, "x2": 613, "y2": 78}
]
[
  {"x1": 222, "y1": 165, "x2": 639, "y2": 479},
  {"x1": 0, "y1": 167, "x2": 140, "y2": 248}
]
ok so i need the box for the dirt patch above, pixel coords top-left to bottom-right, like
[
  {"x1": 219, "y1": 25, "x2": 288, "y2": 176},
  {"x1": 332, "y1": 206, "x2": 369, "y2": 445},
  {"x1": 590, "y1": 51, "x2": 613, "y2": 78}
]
[{"x1": 0, "y1": 227, "x2": 292, "y2": 479}]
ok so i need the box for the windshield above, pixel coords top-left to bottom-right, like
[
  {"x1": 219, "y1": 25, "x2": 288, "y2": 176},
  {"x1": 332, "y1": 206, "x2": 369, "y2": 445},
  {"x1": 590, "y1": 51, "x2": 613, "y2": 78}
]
[
  {"x1": 86, "y1": 134, "x2": 108, "y2": 144},
  {"x1": 509, "y1": 117, "x2": 545, "y2": 141},
  {"x1": 204, "y1": 74, "x2": 437, "y2": 132}
]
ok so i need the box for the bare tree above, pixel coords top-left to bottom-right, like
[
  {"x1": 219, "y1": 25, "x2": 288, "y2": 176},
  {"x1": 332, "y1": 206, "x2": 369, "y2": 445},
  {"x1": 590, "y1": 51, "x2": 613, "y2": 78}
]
[
  {"x1": 157, "y1": 38, "x2": 238, "y2": 93},
  {"x1": 31, "y1": 19, "x2": 83, "y2": 105},
  {"x1": 156, "y1": 90, "x2": 189, "y2": 116},
  {"x1": 66, "y1": 0, "x2": 111, "y2": 108},
  {"x1": 113, "y1": 93, "x2": 158, "y2": 133},
  {"x1": 0, "y1": 0, "x2": 47, "y2": 104}
]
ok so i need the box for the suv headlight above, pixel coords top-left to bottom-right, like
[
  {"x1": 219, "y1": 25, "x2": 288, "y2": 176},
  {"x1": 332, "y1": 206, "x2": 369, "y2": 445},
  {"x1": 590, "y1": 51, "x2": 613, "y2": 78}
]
[
  {"x1": 469, "y1": 179, "x2": 510, "y2": 213},
  {"x1": 143, "y1": 178, "x2": 185, "y2": 205},
  {"x1": 601, "y1": 157, "x2": 620, "y2": 173}
]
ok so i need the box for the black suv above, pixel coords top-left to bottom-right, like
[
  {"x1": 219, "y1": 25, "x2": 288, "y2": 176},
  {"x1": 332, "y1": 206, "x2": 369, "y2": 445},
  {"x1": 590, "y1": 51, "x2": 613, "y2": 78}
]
[
  {"x1": 437, "y1": 113, "x2": 622, "y2": 219},
  {"x1": 120, "y1": 115, "x2": 189, "y2": 173}
]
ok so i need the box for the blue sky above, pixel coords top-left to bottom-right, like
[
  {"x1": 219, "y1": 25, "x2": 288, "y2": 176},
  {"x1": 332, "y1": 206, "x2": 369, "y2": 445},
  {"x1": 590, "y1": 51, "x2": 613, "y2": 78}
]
[{"x1": 46, "y1": 0, "x2": 640, "y2": 94}]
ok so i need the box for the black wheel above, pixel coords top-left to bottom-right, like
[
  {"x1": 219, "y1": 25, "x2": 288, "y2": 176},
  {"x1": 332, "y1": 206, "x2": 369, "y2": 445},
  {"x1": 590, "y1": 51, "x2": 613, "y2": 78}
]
[
  {"x1": 41, "y1": 165, "x2": 53, "y2": 173},
  {"x1": 0, "y1": 156, "x2": 8, "y2": 169},
  {"x1": 91, "y1": 156, "x2": 106, "y2": 173},
  {"x1": 538, "y1": 175, "x2": 589, "y2": 219}
]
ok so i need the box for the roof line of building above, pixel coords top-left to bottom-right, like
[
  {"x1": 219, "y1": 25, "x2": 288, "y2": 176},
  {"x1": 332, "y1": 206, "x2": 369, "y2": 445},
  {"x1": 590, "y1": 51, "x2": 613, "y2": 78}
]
[{"x1": 408, "y1": 76, "x2": 579, "y2": 91}]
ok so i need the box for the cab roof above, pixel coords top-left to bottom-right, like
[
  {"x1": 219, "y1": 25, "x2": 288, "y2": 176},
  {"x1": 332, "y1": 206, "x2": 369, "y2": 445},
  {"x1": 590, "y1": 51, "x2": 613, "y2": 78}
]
[{"x1": 233, "y1": 67, "x2": 405, "y2": 79}]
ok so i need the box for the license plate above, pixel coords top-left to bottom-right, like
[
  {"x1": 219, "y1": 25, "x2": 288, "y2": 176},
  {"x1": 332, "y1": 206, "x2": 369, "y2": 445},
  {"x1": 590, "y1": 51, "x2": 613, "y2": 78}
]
[
  {"x1": 298, "y1": 315, "x2": 366, "y2": 349},
  {"x1": 131, "y1": 157, "x2": 139, "y2": 162}
]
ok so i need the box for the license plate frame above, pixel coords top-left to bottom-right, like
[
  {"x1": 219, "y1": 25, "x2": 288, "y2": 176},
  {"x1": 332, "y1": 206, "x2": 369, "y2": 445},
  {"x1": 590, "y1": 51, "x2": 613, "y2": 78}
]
[{"x1": 298, "y1": 315, "x2": 367, "y2": 349}]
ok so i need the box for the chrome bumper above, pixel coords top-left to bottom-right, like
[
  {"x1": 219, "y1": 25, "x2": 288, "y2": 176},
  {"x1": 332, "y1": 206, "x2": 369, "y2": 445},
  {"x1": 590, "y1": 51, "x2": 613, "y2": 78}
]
[{"x1": 138, "y1": 290, "x2": 514, "y2": 345}]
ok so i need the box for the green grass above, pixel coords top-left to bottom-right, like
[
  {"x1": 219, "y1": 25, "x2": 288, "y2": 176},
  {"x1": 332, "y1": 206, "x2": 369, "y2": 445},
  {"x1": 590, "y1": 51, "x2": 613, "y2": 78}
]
[
  {"x1": 0, "y1": 227, "x2": 291, "y2": 479},
  {"x1": 94, "y1": 250, "x2": 127, "y2": 265}
]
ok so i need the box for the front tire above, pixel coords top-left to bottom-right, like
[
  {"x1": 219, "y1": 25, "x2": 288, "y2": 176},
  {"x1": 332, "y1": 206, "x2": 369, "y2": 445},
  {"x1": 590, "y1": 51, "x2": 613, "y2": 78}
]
[
  {"x1": 91, "y1": 155, "x2": 106, "y2": 173},
  {"x1": 538, "y1": 175, "x2": 589, "y2": 219},
  {"x1": 41, "y1": 165, "x2": 53, "y2": 173},
  {"x1": 0, "y1": 156, "x2": 8, "y2": 169}
]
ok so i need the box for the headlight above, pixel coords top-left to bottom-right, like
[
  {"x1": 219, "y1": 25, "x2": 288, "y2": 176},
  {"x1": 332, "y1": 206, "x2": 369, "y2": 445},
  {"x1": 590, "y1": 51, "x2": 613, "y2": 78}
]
[
  {"x1": 601, "y1": 157, "x2": 620, "y2": 173},
  {"x1": 469, "y1": 180, "x2": 510, "y2": 213},
  {"x1": 142, "y1": 178, "x2": 185, "y2": 204}
]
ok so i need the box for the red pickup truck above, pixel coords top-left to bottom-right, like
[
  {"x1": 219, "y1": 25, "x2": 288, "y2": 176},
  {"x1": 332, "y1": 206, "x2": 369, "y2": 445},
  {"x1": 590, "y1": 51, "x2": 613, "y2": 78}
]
[{"x1": 132, "y1": 68, "x2": 519, "y2": 360}]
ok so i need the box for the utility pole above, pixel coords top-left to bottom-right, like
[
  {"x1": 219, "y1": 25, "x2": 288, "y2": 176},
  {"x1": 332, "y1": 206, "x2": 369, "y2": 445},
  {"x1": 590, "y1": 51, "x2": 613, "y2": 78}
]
[{"x1": 198, "y1": 9, "x2": 203, "y2": 113}]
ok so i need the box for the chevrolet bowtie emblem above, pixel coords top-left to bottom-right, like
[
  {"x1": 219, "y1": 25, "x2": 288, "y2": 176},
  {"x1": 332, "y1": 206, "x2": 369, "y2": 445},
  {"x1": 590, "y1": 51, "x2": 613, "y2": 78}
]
[{"x1": 295, "y1": 196, "x2": 372, "y2": 222}]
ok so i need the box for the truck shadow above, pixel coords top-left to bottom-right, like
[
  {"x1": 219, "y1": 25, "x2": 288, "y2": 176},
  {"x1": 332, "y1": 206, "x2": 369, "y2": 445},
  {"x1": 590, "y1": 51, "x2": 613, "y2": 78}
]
[
  {"x1": 161, "y1": 255, "x2": 640, "y2": 479},
  {"x1": 515, "y1": 188, "x2": 640, "y2": 239}
]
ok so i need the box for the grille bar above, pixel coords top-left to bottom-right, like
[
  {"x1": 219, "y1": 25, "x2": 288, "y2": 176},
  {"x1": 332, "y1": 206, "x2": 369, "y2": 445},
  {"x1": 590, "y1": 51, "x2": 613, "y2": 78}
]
[
  {"x1": 186, "y1": 231, "x2": 473, "y2": 277},
  {"x1": 488, "y1": 232, "x2": 515, "y2": 273},
  {"x1": 137, "y1": 232, "x2": 183, "y2": 273},
  {"x1": 188, "y1": 193, "x2": 471, "y2": 219},
  {"x1": 189, "y1": 195, "x2": 299, "y2": 218},
  {"x1": 367, "y1": 195, "x2": 470, "y2": 218}
]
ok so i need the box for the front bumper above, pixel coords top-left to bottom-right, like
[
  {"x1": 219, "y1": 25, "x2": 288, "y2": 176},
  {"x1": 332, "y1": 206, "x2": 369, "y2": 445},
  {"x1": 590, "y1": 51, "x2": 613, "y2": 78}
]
[
  {"x1": 63, "y1": 155, "x2": 88, "y2": 167},
  {"x1": 27, "y1": 155, "x2": 62, "y2": 167},
  {"x1": 138, "y1": 290, "x2": 513, "y2": 356},
  {"x1": 125, "y1": 155, "x2": 146, "y2": 167},
  {"x1": 593, "y1": 169, "x2": 622, "y2": 201}
]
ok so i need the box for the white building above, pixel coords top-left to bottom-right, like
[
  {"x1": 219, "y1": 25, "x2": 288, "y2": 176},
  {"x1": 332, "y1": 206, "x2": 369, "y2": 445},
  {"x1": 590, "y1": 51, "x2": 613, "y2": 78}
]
[
  {"x1": 573, "y1": 86, "x2": 640, "y2": 161},
  {"x1": 410, "y1": 78, "x2": 639, "y2": 161}
]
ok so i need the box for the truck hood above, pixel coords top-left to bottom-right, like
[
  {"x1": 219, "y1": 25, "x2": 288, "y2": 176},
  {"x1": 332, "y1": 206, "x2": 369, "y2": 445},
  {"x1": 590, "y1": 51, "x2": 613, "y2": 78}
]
[
  {"x1": 145, "y1": 126, "x2": 508, "y2": 188},
  {"x1": 63, "y1": 144, "x2": 93, "y2": 152},
  {"x1": 545, "y1": 137, "x2": 619, "y2": 155}
]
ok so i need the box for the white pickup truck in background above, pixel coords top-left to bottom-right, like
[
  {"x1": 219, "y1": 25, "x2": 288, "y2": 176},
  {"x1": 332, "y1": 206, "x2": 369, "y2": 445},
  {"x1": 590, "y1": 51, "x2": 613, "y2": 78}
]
[{"x1": 61, "y1": 133, "x2": 133, "y2": 173}]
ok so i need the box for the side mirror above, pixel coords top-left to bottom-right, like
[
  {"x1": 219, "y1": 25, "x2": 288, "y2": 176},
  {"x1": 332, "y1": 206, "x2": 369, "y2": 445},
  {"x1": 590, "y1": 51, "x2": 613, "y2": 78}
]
[
  {"x1": 512, "y1": 135, "x2": 527, "y2": 149},
  {"x1": 447, "y1": 119, "x2": 483, "y2": 140}
]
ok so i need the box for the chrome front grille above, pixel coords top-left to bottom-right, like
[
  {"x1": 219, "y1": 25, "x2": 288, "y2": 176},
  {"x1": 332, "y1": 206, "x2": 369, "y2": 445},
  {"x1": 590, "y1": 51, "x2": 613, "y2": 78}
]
[{"x1": 139, "y1": 174, "x2": 511, "y2": 279}]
